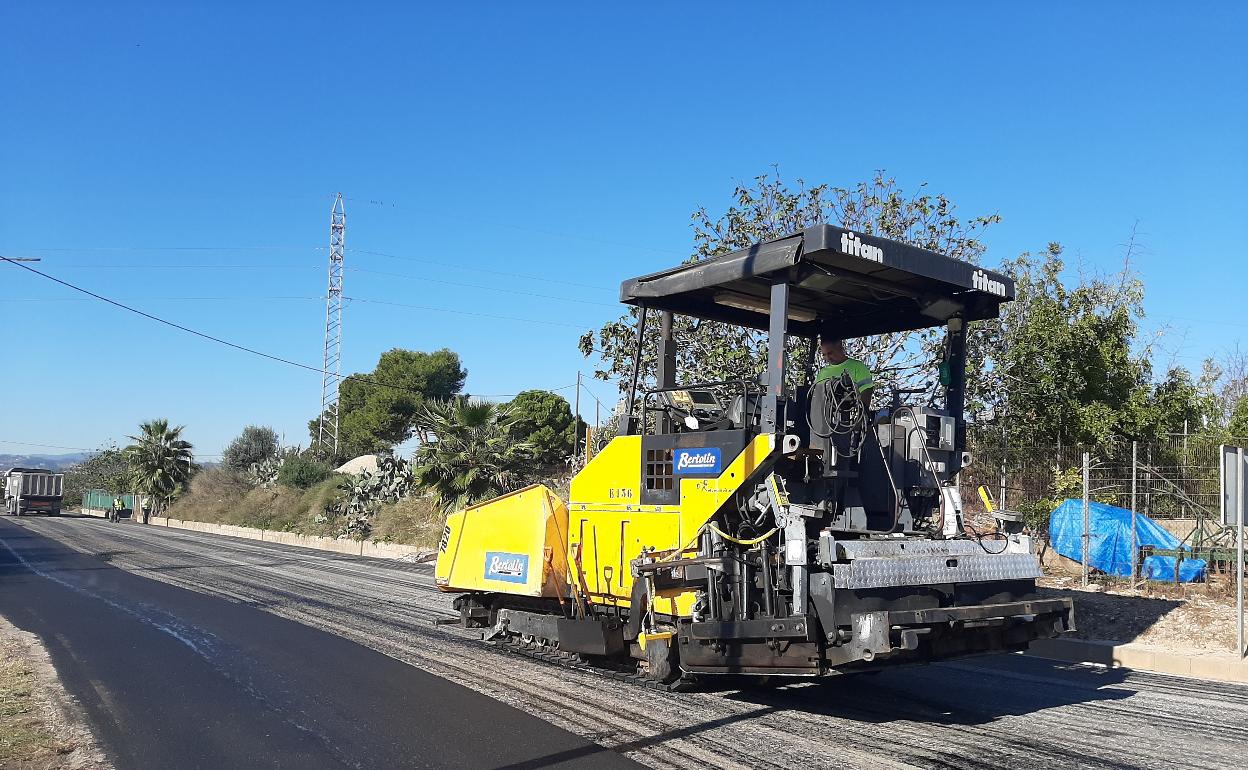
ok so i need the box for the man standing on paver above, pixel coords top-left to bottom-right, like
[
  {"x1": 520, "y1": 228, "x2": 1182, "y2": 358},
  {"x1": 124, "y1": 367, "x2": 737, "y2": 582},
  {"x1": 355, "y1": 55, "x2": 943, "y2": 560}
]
[{"x1": 815, "y1": 336, "x2": 874, "y2": 408}]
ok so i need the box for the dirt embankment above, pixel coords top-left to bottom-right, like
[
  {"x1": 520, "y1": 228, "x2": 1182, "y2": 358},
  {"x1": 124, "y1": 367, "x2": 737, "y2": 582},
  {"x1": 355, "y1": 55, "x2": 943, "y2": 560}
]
[
  {"x1": 0, "y1": 617, "x2": 109, "y2": 770},
  {"x1": 164, "y1": 469, "x2": 444, "y2": 549}
]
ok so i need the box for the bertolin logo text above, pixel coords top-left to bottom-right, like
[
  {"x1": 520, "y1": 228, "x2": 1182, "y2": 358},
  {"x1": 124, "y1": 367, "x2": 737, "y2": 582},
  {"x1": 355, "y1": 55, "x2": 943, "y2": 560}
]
[
  {"x1": 972, "y1": 269, "x2": 1007, "y2": 297},
  {"x1": 485, "y1": 551, "x2": 529, "y2": 584},
  {"x1": 673, "y1": 447, "x2": 722, "y2": 474},
  {"x1": 840, "y1": 231, "x2": 883, "y2": 263}
]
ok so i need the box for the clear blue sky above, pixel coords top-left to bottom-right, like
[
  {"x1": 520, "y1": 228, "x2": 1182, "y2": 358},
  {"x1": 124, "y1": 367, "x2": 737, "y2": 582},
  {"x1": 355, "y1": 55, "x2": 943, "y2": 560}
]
[{"x1": 2, "y1": 2, "x2": 1245, "y2": 459}]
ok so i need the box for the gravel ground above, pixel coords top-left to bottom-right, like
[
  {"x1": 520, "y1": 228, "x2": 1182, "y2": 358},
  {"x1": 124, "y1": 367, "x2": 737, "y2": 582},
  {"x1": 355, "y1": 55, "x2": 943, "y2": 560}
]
[
  {"x1": 10, "y1": 516, "x2": 1248, "y2": 770},
  {"x1": 1039, "y1": 575, "x2": 1241, "y2": 653},
  {"x1": 0, "y1": 616, "x2": 110, "y2": 770}
]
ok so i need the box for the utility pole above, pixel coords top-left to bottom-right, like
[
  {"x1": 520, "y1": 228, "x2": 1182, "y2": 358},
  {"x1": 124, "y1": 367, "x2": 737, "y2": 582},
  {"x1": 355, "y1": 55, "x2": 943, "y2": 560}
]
[
  {"x1": 317, "y1": 193, "x2": 346, "y2": 457},
  {"x1": 594, "y1": 399, "x2": 602, "y2": 458},
  {"x1": 573, "y1": 371, "x2": 582, "y2": 462}
]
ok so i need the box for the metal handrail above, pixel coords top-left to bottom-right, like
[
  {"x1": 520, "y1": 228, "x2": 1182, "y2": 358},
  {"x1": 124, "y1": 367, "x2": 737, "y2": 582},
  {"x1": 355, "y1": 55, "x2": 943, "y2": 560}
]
[{"x1": 639, "y1": 378, "x2": 756, "y2": 437}]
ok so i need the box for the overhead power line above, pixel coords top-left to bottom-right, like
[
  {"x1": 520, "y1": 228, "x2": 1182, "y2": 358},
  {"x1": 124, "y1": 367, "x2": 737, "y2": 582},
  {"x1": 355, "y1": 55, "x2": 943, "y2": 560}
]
[
  {"x1": 49, "y1": 263, "x2": 319, "y2": 271},
  {"x1": 1, "y1": 255, "x2": 343, "y2": 376},
  {"x1": 0, "y1": 295, "x2": 323, "y2": 303},
  {"x1": 0, "y1": 256, "x2": 585, "y2": 400},
  {"x1": 344, "y1": 297, "x2": 590, "y2": 328},
  {"x1": 350, "y1": 248, "x2": 612, "y2": 291},
  {"x1": 349, "y1": 266, "x2": 616, "y2": 308},
  {"x1": 0, "y1": 440, "x2": 96, "y2": 452},
  {"x1": 1, "y1": 246, "x2": 613, "y2": 290},
  {"x1": 331, "y1": 194, "x2": 685, "y2": 257},
  {"x1": 0, "y1": 439, "x2": 224, "y2": 459},
  {"x1": 14, "y1": 245, "x2": 311, "y2": 252},
  {"x1": 467, "y1": 383, "x2": 578, "y2": 399},
  {"x1": 3, "y1": 247, "x2": 623, "y2": 303}
]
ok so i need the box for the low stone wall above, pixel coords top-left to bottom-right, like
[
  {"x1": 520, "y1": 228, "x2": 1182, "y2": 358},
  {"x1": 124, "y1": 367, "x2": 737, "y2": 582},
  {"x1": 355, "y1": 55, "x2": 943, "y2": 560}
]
[
  {"x1": 80, "y1": 508, "x2": 433, "y2": 562},
  {"x1": 1028, "y1": 637, "x2": 1248, "y2": 683}
]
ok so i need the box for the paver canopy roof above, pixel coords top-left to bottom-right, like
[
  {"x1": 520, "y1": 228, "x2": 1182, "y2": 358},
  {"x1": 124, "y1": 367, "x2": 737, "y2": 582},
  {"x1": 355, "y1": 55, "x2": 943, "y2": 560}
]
[{"x1": 619, "y1": 225, "x2": 1014, "y2": 337}]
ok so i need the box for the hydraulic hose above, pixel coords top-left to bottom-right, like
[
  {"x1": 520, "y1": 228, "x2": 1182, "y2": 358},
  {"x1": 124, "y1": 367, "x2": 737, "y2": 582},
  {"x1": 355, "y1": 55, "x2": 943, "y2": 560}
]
[{"x1": 707, "y1": 523, "x2": 778, "y2": 547}]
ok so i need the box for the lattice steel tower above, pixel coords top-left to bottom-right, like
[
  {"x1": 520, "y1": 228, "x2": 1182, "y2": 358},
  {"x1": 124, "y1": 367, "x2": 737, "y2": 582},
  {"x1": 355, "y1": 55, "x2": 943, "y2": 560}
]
[{"x1": 317, "y1": 193, "x2": 346, "y2": 455}]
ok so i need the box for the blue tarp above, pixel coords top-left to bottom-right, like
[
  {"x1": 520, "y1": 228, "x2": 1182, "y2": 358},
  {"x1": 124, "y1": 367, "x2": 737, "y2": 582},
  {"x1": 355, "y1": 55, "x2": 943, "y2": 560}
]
[{"x1": 1048, "y1": 499, "x2": 1207, "y2": 583}]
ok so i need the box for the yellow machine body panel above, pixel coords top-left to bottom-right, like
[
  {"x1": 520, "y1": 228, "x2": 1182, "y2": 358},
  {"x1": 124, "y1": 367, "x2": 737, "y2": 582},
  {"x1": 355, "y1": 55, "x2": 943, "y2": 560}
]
[
  {"x1": 568, "y1": 433, "x2": 775, "y2": 617},
  {"x1": 435, "y1": 484, "x2": 571, "y2": 599},
  {"x1": 436, "y1": 434, "x2": 774, "y2": 618}
]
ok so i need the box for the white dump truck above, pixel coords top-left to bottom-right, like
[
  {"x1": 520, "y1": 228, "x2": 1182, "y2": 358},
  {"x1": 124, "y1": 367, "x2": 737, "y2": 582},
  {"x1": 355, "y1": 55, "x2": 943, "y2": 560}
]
[{"x1": 3, "y1": 467, "x2": 65, "y2": 516}]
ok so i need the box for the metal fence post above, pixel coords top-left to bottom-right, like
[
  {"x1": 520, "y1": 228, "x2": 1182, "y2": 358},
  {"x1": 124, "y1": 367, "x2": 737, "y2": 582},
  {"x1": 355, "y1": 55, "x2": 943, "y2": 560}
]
[
  {"x1": 1082, "y1": 451, "x2": 1090, "y2": 588},
  {"x1": 998, "y1": 430, "x2": 1007, "y2": 512},
  {"x1": 1131, "y1": 441, "x2": 1138, "y2": 585},
  {"x1": 1238, "y1": 446, "x2": 1244, "y2": 659},
  {"x1": 1182, "y1": 419, "x2": 1189, "y2": 520}
]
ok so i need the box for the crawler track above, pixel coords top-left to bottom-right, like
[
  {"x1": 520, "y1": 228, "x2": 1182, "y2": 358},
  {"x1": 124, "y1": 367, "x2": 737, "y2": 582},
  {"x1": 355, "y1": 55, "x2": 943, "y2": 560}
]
[
  {"x1": 488, "y1": 634, "x2": 698, "y2": 693},
  {"x1": 10, "y1": 516, "x2": 1248, "y2": 770}
]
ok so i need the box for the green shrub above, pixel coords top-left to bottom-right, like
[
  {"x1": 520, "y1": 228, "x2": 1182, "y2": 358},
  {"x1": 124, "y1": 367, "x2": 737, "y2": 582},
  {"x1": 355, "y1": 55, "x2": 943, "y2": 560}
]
[
  {"x1": 372, "y1": 495, "x2": 443, "y2": 547},
  {"x1": 277, "y1": 456, "x2": 332, "y2": 489}
]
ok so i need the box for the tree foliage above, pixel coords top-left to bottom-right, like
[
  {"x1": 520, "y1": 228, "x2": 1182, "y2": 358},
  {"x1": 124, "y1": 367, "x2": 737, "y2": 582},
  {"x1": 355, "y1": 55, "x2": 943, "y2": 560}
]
[
  {"x1": 412, "y1": 399, "x2": 534, "y2": 513},
  {"x1": 62, "y1": 445, "x2": 131, "y2": 506},
  {"x1": 124, "y1": 419, "x2": 195, "y2": 521},
  {"x1": 222, "y1": 425, "x2": 280, "y2": 472},
  {"x1": 579, "y1": 167, "x2": 1219, "y2": 452},
  {"x1": 277, "y1": 455, "x2": 333, "y2": 489},
  {"x1": 505, "y1": 390, "x2": 581, "y2": 466},
  {"x1": 308, "y1": 348, "x2": 467, "y2": 461},
  {"x1": 977, "y1": 243, "x2": 1218, "y2": 447},
  {"x1": 1207, "y1": 347, "x2": 1248, "y2": 433},
  {"x1": 579, "y1": 169, "x2": 1000, "y2": 402},
  {"x1": 1230, "y1": 395, "x2": 1248, "y2": 438}
]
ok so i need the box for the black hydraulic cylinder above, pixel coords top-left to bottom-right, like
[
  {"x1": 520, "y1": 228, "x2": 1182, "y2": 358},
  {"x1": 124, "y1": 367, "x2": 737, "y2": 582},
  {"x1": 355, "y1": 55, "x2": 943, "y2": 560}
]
[
  {"x1": 737, "y1": 553, "x2": 751, "y2": 621},
  {"x1": 759, "y1": 541, "x2": 775, "y2": 617}
]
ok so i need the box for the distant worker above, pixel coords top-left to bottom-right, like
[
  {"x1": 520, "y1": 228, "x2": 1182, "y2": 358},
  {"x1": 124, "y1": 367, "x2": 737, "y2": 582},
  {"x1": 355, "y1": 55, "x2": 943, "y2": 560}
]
[
  {"x1": 110, "y1": 495, "x2": 124, "y2": 523},
  {"x1": 815, "y1": 336, "x2": 874, "y2": 408}
]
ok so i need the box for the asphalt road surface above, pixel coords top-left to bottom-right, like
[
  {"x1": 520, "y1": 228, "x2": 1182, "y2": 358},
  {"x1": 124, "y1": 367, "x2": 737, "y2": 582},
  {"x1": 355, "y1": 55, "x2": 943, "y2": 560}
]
[
  {"x1": 4, "y1": 516, "x2": 1247, "y2": 770},
  {"x1": 0, "y1": 517, "x2": 640, "y2": 770}
]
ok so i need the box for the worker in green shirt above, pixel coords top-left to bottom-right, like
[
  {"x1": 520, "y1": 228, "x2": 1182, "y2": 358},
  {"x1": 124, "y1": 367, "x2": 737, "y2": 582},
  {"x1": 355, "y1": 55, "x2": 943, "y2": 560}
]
[{"x1": 815, "y1": 337, "x2": 874, "y2": 408}]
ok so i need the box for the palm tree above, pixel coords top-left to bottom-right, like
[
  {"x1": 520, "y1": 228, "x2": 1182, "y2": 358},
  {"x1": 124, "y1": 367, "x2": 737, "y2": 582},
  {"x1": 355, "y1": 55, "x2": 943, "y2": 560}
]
[
  {"x1": 125, "y1": 419, "x2": 195, "y2": 523},
  {"x1": 413, "y1": 399, "x2": 535, "y2": 513}
]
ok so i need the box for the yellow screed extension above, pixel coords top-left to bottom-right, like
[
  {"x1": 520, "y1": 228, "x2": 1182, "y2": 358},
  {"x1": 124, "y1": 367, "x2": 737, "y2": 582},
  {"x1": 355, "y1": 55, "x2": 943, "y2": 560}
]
[{"x1": 435, "y1": 484, "x2": 571, "y2": 599}]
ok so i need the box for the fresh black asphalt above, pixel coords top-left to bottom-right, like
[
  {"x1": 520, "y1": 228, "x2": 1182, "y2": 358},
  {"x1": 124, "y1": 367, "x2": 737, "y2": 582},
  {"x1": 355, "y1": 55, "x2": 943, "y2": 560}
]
[
  {"x1": 11, "y1": 515, "x2": 1248, "y2": 769},
  {"x1": 0, "y1": 517, "x2": 642, "y2": 769}
]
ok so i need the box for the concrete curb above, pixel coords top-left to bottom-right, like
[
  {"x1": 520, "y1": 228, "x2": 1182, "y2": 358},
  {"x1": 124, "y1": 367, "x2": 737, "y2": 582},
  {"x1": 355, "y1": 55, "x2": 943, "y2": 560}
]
[
  {"x1": 77, "y1": 507, "x2": 435, "y2": 562},
  {"x1": 1028, "y1": 637, "x2": 1248, "y2": 683}
]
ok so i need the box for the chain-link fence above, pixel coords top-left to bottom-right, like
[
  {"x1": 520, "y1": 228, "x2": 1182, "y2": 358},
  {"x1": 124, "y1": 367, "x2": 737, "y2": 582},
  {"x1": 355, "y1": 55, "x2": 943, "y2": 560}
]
[
  {"x1": 962, "y1": 434, "x2": 1248, "y2": 582},
  {"x1": 965, "y1": 434, "x2": 1244, "y2": 523}
]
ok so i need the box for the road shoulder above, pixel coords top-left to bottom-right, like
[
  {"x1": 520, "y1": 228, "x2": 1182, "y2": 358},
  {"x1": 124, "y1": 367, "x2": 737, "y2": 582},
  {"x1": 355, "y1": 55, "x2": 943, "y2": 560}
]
[
  {"x1": 0, "y1": 615, "x2": 111, "y2": 770},
  {"x1": 0, "y1": 517, "x2": 642, "y2": 770}
]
